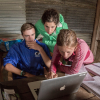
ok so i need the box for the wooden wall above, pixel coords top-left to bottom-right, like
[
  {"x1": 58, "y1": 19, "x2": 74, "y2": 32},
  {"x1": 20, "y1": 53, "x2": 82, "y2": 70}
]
[
  {"x1": 91, "y1": 0, "x2": 100, "y2": 59},
  {"x1": 0, "y1": 0, "x2": 98, "y2": 46},
  {"x1": 0, "y1": 0, "x2": 26, "y2": 38},
  {"x1": 26, "y1": 0, "x2": 97, "y2": 46}
]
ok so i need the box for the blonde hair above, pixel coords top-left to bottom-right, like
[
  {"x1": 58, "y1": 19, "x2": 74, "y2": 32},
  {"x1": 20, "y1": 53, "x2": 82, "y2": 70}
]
[{"x1": 57, "y1": 29, "x2": 77, "y2": 47}]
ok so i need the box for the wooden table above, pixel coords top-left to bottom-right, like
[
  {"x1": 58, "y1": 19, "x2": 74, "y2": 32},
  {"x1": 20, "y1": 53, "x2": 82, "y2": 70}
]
[{"x1": 0, "y1": 73, "x2": 100, "y2": 100}]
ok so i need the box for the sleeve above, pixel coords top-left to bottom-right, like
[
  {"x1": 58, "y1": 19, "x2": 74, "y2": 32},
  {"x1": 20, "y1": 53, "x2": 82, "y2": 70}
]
[
  {"x1": 50, "y1": 44, "x2": 61, "y2": 73},
  {"x1": 63, "y1": 22, "x2": 68, "y2": 29},
  {"x1": 59, "y1": 42, "x2": 90, "y2": 74},
  {"x1": 59, "y1": 14, "x2": 68, "y2": 29},
  {"x1": 3, "y1": 46, "x2": 20, "y2": 67},
  {"x1": 43, "y1": 38, "x2": 56, "y2": 47}
]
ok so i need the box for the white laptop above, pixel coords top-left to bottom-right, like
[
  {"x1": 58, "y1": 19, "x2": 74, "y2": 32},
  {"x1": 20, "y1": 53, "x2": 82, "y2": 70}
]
[{"x1": 28, "y1": 72, "x2": 87, "y2": 100}]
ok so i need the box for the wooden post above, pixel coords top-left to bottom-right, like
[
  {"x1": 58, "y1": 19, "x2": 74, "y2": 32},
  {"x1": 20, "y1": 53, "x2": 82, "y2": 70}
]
[
  {"x1": 95, "y1": 40, "x2": 100, "y2": 62},
  {"x1": 91, "y1": 0, "x2": 100, "y2": 59}
]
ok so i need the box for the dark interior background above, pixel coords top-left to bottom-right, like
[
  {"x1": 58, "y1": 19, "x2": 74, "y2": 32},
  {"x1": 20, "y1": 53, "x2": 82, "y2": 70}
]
[
  {"x1": 26, "y1": 0, "x2": 97, "y2": 47},
  {"x1": 0, "y1": 0, "x2": 97, "y2": 47}
]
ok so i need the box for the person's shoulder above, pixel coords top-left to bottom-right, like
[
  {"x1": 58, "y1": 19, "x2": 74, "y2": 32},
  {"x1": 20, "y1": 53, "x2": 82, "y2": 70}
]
[
  {"x1": 35, "y1": 19, "x2": 45, "y2": 32},
  {"x1": 59, "y1": 14, "x2": 63, "y2": 18},
  {"x1": 36, "y1": 40, "x2": 46, "y2": 46},
  {"x1": 36, "y1": 40, "x2": 49, "y2": 51},
  {"x1": 11, "y1": 40, "x2": 24, "y2": 49},
  {"x1": 35, "y1": 19, "x2": 43, "y2": 26},
  {"x1": 54, "y1": 44, "x2": 59, "y2": 51},
  {"x1": 8, "y1": 43, "x2": 19, "y2": 52},
  {"x1": 59, "y1": 14, "x2": 64, "y2": 23},
  {"x1": 77, "y1": 38, "x2": 89, "y2": 49},
  {"x1": 77, "y1": 38, "x2": 87, "y2": 44},
  {"x1": 59, "y1": 14, "x2": 68, "y2": 28},
  {"x1": 35, "y1": 19, "x2": 41, "y2": 23}
]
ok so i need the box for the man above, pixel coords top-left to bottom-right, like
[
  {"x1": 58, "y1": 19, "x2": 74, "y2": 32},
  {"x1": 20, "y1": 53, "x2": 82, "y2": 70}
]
[{"x1": 3, "y1": 23, "x2": 51, "y2": 80}]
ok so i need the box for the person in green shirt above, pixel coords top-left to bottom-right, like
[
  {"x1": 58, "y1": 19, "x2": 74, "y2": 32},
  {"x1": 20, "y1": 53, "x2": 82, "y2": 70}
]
[{"x1": 35, "y1": 8, "x2": 68, "y2": 54}]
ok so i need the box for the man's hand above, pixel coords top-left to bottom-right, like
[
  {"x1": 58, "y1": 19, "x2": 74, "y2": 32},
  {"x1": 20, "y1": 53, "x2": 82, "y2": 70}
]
[
  {"x1": 26, "y1": 40, "x2": 51, "y2": 68},
  {"x1": 45, "y1": 72, "x2": 58, "y2": 79},
  {"x1": 25, "y1": 72, "x2": 35, "y2": 78},
  {"x1": 26, "y1": 40, "x2": 42, "y2": 51}
]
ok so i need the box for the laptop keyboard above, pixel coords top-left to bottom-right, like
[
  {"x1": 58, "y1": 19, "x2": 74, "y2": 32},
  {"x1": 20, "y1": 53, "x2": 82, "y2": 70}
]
[{"x1": 34, "y1": 88, "x2": 39, "y2": 95}]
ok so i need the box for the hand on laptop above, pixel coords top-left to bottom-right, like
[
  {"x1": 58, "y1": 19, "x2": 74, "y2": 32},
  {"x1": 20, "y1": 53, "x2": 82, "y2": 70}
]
[{"x1": 45, "y1": 72, "x2": 58, "y2": 79}]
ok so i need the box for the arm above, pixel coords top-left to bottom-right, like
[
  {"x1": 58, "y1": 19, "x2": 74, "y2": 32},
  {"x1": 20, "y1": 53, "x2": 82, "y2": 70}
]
[
  {"x1": 3, "y1": 45, "x2": 35, "y2": 78},
  {"x1": 5, "y1": 63, "x2": 21, "y2": 75},
  {"x1": 46, "y1": 44, "x2": 61, "y2": 79},
  {"x1": 50, "y1": 44, "x2": 61, "y2": 73},
  {"x1": 59, "y1": 42, "x2": 92, "y2": 74},
  {"x1": 26, "y1": 41, "x2": 51, "y2": 68},
  {"x1": 43, "y1": 39, "x2": 56, "y2": 47},
  {"x1": 5, "y1": 63, "x2": 35, "y2": 77},
  {"x1": 38, "y1": 46, "x2": 51, "y2": 68}
]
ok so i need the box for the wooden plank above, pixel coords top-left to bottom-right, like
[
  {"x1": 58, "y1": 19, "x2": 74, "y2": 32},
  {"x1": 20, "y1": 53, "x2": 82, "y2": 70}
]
[
  {"x1": 26, "y1": 0, "x2": 97, "y2": 8},
  {"x1": 0, "y1": 2, "x2": 25, "y2": 10},
  {"x1": 0, "y1": 33, "x2": 22, "y2": 38},
  {"x1": 0, "y1": 27, "x2": 21, "y2": 30},
  {"x1": 0, "y1": 15, "x2": 25, "y2": 17},
  {"x1": 0, "y1": 0, "x2": 26, "y2": 35},
  {"x1": 64, "y1": 0, "x2": 97, "y2": 4},
  {"x1": 0, "y1": 30, "x2": 21, "y2": 33},
  {"x1": 0, "y1": 7, "x2": 25, "y2": 11},
  {"x1": 0, "y1": 11, "x2": 25, "y2": 14},
  {"x1": 0, "y1": 0, "x2": 24, "y2": 3},
  {"x1": 76, "y1": 33, "x2": 92, "y2": 45},
  {"x1": 0, "y1": 23, "x2": 24, "y2": 26},
  {"x1": 64, "y1": 1, "x2": 96, "y2": 8},
  {"x1": 91, "y1": 0, "x2": 100, "y2": 58},
  {"x1": 0, "y1": 18, "x2": 26, "y2": 21},
  {"x1": 96, "y1": 16, "x2": 100, "y2": 40},
  {"x1": 0, "y1": 20, "x2": 25, "y2": 23},
  {"x1": 0, "y1": 4, "x2": 25, "y2": 8}
]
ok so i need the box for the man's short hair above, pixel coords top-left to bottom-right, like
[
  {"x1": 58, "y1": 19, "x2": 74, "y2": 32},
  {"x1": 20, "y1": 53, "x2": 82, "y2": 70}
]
[
  {"x1": 41, "y1": 8, "x2": 59, "y2": 25},
  {"x1": 21, "y1": 23, "x2": 35, "y2": 35}
]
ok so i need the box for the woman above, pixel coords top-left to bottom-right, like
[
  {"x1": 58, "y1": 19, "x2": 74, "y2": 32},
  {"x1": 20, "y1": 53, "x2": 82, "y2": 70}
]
[
  {"x1": 35, "y1": 8, "x2": 68, "y2": 53},
  {"x1": 47, "y1": 29, "x2": 94, "y2": 81}
]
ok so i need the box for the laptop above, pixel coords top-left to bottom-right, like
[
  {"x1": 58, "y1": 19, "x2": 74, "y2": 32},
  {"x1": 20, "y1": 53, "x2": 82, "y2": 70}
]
[{"x1": 28, "y1": 72, "x2": 87, "y2": 100}]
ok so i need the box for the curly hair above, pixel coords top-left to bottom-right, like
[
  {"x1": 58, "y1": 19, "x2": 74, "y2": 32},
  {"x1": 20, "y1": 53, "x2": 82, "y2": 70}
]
[
  {"x1": 57, "y1": 29, "x2": 78, "y2": 47},
  {"x1": 41, "y1": 8, "x2": 59, "y2": 25}
]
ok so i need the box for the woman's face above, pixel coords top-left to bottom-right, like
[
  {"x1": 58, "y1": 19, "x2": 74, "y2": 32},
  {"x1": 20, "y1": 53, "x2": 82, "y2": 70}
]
[
  {"x1": 58, "y1": 45, "x2": 75, "y2": 59},
  {"x1": 44, "y1": 22, "x2": 57, "y2": 34}
]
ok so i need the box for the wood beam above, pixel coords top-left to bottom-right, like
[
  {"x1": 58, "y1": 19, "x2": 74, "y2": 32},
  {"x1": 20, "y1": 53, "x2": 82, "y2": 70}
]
[{"x1": 91, "y1": 0, "x2": 100, "y2": 58}]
